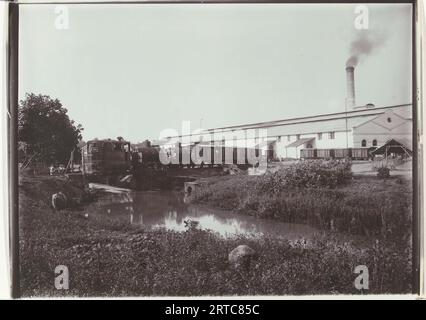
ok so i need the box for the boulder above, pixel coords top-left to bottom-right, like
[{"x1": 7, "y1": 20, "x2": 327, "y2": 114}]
[
  {"x1": 228, "y1": 245, "x2": 257, "y2": 270},
  {"x1": 223, "y1": 164, "x2": 243, "y2": 176},
  {"x1": 51, "y1": 192, "x2": 67, "y2": 210}
]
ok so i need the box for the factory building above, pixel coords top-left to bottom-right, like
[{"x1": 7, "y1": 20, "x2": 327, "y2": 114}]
[
  {"x1": 262, "y1": 103, "x2": 411, "y2": 159},
  {"x1": 167, "y1": 66, "x2": 412, "y2": 160},
  {"x1": 193, "y1": 103, "x2": 412, "y2": 160}
]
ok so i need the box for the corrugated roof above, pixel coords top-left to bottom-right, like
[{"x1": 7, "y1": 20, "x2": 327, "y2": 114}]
[
  {"x1": 286, "y1": 137, "x2": 315, "y2": 148},
  {"x1": 265, "y1": 115, "x2": 378, "y2": 137},
  {"x1": 371, "y1": 139, "x2": 413, "y2": 156},
  {"x1": 169, "y1": 104, "x2": 412, "y2": 140},
  {"x1": 202, "y1": 104, "x2": 412, "y2": 133}
]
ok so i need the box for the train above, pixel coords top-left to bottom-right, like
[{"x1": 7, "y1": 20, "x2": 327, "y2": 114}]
[
  {"x1": 80, "y1": 138, "x2": 262, "y2": 179},
  {"x1": 300, "y1": 147, "x2": 375, "y2": 160},
  {"x1": 81, "y1": 138, "x2": 132, "y2": 178},
  {"x1": 150, "y1": 142, "x2": 262, "y2": 169},
  {"x1": 80, "y1": 139, "x2": 376, "y2": 179}
]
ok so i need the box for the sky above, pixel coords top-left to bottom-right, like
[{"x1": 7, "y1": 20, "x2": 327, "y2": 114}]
[{"x1": 19, "y1": 3, "x2": 412, "y2": 142}]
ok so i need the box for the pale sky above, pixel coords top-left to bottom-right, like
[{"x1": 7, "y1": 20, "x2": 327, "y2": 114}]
[{"x1": 19, "y1": 3, "x2": 412, "y2": 142}]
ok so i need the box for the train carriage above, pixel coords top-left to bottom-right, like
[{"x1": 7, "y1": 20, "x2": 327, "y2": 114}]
[{"x1": 300, "y1": 147, "x2": 371, "y2": 160}]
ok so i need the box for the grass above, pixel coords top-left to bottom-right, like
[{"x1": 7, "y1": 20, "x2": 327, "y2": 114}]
[
  {"x1": 19, "y1": 173, "x2": 412, "y2": 296},
  {"x1": 192, "y1": 163, "x2": 412, "y2": 240}
]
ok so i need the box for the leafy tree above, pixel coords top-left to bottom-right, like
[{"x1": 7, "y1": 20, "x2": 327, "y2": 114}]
[{"x1": 18, "y1": 93, "x2": 83, "y2": 165}]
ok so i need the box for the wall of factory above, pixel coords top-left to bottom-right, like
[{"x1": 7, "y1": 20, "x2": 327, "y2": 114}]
[
  {"x1": 353, "y1": 124, "x2": 412, "y2": 148},
  {"x1": 274, "y1": 133, "x2": 313, "y2": 159},
  {"x1": 273, "y1": 130, "x2": 353, "y2": 159},
  {"x1": 284, "y1": 144, "x2": 304, "y2": 159},
  {"x1": 352, "y1": 110, "x2": 412, "y2": 149},
  {"x1": 316, "y1": 131, "x2": 353, "y2": 149},
  {"x1": 274, "y1": 134, "x2": 303, "y2": 159}
]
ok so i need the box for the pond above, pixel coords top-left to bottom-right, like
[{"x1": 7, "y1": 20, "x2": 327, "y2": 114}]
[{"x1": 91, "y1": 189, "x2": 318, "y2": 239}]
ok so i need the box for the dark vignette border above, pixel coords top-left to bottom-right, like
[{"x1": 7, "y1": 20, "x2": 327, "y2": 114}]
[{"x1": 9, "y1": 0, "x2": 19, "y2": 299}]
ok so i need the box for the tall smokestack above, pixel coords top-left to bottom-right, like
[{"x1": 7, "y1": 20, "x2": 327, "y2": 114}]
[{"x1": 345, "y1": 66, "x2": 355, "y2": 109}]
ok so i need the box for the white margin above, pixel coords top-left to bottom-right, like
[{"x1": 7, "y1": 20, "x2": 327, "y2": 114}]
[{"x1": 0, "y1": 0, "x2": 423, "y2": 301}]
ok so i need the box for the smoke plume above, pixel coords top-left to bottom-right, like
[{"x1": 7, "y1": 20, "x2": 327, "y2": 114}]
[{"x1": 346, "y1": 31, "x2": 386, "y2": 67}]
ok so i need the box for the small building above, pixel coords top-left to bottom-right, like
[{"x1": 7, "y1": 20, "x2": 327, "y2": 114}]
[
  {"x1": 370, "y1": 139, "x2": 413, "y2": 158},
  {"x1": 284, "y1": 137, "x2": 315, "y2": 159}
]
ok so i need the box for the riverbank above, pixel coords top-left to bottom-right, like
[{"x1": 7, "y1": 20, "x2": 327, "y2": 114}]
[
  {"x1": 19, "y1": 174, "x2": 412, "y2": 296},
  {"x1": 192, "y1": 162, "x2": 412, "y2": 239}
]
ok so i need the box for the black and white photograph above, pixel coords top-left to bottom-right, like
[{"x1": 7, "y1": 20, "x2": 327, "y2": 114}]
[{"x1": 10, "y1": 1, "x2": 418, "y2": 297}]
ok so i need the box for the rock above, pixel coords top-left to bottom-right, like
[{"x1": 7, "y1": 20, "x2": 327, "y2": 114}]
[
  {"x1": 228, "y1": 245, "x2": 257, "y2": 270},
  {"x1": 51, "y1": 192, "x2": 67, "y2": 210},
  {"x1": 223, "y1": 164, "x2": 243, "y2": 176},
  {"x1": 184, "y1": 219, "x2": 199, "y2": 230}
]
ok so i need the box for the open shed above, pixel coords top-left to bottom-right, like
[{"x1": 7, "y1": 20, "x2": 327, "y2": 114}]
[{"x1": 370, "y1": 139, "x2": 412, "y2": 158}]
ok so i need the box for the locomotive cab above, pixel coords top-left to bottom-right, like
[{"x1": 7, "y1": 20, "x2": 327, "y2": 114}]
[{"x1": 81, "y1": 138, "x2": 132, "y2": 179}]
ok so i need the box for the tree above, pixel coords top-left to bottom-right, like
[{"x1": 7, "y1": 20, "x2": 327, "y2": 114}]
[{"x1": 18, "y1": 93, "x2": 84, "y2": 165}]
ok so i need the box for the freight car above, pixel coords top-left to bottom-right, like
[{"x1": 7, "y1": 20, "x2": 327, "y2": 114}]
[
  {"x1": 300, "y1": 147, "x2": 373, "y2": 160},
  {"x1": 148, "y1": 142, "x2": 262, "y2": 168},
  {"x1": 175, "y1": 143, "x2": 261, "y2": 168},
  {"x1": 131, "y1": 140, "x2": 163, "y2": 170}
]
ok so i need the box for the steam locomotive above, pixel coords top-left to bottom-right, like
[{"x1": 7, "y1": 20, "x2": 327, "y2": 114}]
[{"x1": 81, "y1": 138, "x2": 132, "y2": 178}]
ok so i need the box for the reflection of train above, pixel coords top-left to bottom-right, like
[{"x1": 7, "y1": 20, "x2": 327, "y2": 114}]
[{"x1": 300, "y1": 147, "x2": 374, "y2": 160}]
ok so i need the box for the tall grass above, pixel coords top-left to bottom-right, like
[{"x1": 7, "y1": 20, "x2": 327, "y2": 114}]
[
  {"x1": 20, "y1": 221, "x2": 412, "y2": 296},
  {"x1": 19, "y1": 172, "x2": 412, "y2": 296},
  {"x1": 193, "y1": 161, "x2": 411, "y2": 239}
]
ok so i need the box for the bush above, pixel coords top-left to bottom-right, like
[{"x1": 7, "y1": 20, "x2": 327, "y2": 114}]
[
  {"x1": 377, "y1": 166, "x2": 391, "y2": 179},
  {"x1": 254, "y1": 160, "x2": 352, "y2": 194},
  {"x1": 193, "y1": 167, "x2": 411, "y2": 238}
]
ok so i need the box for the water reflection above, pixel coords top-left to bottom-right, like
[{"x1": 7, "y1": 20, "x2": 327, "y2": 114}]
[{"x1": 94, "y1": 190, "x2": 317, "y2": 239}]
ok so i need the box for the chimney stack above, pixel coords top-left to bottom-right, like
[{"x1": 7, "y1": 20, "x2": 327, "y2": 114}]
[{"x1": 345, "y1": 66, "x2": 356, "y2": 109}]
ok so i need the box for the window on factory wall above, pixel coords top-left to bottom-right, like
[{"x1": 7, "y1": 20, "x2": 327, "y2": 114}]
[
  {"x1": 318, "y1": 133, "x2": 322, "y2": 140},
  {"x1": 372, "y1": 139, "x2": 377, "y2": 147},
  {"x1": 328, "y1": 132, "x2": 335, "y2": 139},
  {"x1": 296, "y1": 134, "x2": 301, "y2": 140},
  {"x1": 287, "y1": 135, "x2": 291, "y2": 142},
  {"x1": 361, "y1": 139, "x2": 367, "y2": 147}
]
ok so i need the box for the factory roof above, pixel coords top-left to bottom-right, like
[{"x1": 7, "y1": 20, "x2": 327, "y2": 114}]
[
  {"x1": 286, "y1": 137, "x2": 315, "y2": 148},
  {"x1": 168, "y1": 103, "x2": 412, "y2": 141},
  {"x1": 204, "y1": 104, "x2": 412, "y2": 134}
]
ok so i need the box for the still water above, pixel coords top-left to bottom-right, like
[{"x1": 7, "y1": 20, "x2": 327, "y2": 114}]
[{"x1": 92, "y1": 190, "x2": 318, "y2": 239}]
